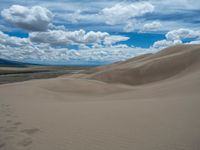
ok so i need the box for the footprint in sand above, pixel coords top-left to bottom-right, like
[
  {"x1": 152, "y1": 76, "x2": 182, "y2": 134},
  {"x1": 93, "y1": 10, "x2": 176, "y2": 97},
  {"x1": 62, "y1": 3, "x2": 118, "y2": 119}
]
[
  {"x1": 1, "y1": 103, "x2": 40, "y2": 149},
  {"x1": 13, "y1": 122, "x2": 22, "y2": 126},
  {"x1": 0, "y1": 143, "x2": 6, "y2": 148},
  {"x1": 1, "y1": 104, "x2": 6, "y2": 108},
  {"x1": 3, "y1": 126, "x2": 17, "y2": 133},
  {"x1": 1, "y1": 104, "x2": 10, "y2": 110},
  {"x1": 6, "y1": 120, "x2": 12, "y2": 123},
  {"x1": 4, "y1": 135, "x2": 15, "y2": 140},
  {"x1": 18, "y1": 138, "x2": 32, "y2": 147},
  {"x1": 21, "y1": 128, "x2": 40, "y2": 135},
  {"x1": 5, "y1": 113, "x2": 11, "y2": 117}
]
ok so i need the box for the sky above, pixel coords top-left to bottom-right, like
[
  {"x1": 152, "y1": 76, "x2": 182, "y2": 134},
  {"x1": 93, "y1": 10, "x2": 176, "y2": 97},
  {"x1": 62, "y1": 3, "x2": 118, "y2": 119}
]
[{"x1": 0, "y1": 0, "x2": 200, "y2": 65}]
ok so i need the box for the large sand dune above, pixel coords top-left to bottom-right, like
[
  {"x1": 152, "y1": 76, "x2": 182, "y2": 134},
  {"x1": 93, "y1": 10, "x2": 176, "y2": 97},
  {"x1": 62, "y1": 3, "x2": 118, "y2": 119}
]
[
  {"x1": 86, "y1": 44, "x2": 200, "y2": 85},
  {"x1": 0, "y1": 45, "x2": 200, "y2": 150}
]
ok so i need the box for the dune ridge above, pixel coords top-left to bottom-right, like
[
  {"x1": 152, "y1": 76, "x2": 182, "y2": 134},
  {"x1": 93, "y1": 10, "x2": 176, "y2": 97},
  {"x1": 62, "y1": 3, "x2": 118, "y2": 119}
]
[{"x1": 85, "y1": 44, "x2": 200, "y2": 85}]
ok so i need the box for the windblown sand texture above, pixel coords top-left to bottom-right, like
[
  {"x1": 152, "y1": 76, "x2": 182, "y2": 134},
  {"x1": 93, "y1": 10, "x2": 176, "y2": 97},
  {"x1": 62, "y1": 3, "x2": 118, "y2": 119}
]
[{"x1": 0, "y1": 44, "x2": 200, "y2": 150}]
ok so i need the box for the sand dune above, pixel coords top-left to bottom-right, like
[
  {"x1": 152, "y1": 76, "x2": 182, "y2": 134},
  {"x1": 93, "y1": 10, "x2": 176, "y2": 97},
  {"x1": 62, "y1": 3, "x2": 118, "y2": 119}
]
[
  {"x1": 0, "y1": 44, "x2": 200, "y2": 150},
  {"x1": 86, "y1": 44, "x2": 200, "y2": 85}
]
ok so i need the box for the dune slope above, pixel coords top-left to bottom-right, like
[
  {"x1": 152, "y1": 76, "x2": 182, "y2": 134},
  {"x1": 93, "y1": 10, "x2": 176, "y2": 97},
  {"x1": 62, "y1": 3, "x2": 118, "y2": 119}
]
[{"x1": 86, "y1": 44, "x2": 200, "y2": 85}]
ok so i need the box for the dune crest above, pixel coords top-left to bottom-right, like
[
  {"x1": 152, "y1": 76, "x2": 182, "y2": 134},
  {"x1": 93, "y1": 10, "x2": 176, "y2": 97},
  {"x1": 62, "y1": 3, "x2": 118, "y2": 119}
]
[{"x1": 85, "y1": 44, "x2": 200, "y2": 85}]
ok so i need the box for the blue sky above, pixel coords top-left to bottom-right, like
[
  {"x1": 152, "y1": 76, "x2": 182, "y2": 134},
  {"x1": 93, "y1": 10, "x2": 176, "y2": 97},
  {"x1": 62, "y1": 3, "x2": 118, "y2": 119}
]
[{"x1": 0, "y1": 0, "x2": 200, "y2": 65}]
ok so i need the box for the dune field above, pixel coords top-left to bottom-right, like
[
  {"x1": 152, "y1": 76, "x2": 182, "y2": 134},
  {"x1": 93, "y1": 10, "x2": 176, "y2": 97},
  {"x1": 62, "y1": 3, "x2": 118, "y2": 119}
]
[{"x1": 0, "y1": 45, "x2": 200, "y2": 150}]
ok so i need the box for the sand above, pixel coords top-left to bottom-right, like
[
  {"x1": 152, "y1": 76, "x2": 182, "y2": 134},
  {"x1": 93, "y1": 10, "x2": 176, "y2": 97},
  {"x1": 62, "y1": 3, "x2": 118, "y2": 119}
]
[
  {"x1": 85, "y1": 44, "x2": 200, "y2": 85},
  {"x1": 0, "y1": 44, "x2": 200, "y2": 150}
]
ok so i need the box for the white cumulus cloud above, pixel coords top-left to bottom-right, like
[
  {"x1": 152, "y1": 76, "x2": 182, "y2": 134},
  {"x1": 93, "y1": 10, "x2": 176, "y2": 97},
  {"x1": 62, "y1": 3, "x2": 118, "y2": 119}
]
[
  {"x1": 1, "y1": 5, "x2": 53, "y2": 31},
  {"x1": 153, "y1": 39, "x2": 182, "y2": 49},
  {"x1": 153, "y1": 28, "x2": 200, "y2": 49},
  {"x1": 143, "y1": 21, "x2": 162, "y2": 31},
  {"x1": 0, "y1": 31, "x2": 30, "y2": 47},
  {"x1": 103, "y1": 35, "x2": 129, "y2": 47},
  {"x1": 30, "y1": 29, "x2": 109, "y2": 45},
  {"x1": 30, "y1": 29, "x2": 128, "y2": 47},
  {"x1": 0, "y1": 31, "x2": 155, "y2": 65},
  {"x1": 101, "y1": 2, "x2": 154, "y2": 25},
  {"x1": 166, "y1": 28, "x2": 200, "y2": 41}
]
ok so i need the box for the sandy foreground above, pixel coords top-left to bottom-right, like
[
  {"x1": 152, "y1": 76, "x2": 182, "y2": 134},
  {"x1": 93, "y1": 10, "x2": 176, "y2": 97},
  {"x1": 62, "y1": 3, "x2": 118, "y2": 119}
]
[{"x1": 0, "y1": 45, "x2": 200, "y2": 150}]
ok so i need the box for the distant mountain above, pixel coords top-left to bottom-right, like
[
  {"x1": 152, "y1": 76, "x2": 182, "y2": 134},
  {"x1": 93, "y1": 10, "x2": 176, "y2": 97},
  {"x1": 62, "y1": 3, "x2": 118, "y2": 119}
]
[{"x1": 0, "y1": 58, "x2": 29, "y2": 67}]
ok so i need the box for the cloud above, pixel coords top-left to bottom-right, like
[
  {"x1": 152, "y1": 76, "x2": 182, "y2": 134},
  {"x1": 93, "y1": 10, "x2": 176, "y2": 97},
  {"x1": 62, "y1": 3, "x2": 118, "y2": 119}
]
[
  {"x1": 30, "y1": 29, "x2": 128, "y2": 47},
  {"x1": 104, "y1": 35, "x2": 129, "y2": 46},
  {"x1": 166, "y1": 28, "x2": 200, "y2": 41},
  {"x1": 30, "y1": 29, "x2": 109, "y2": 45},
  {"x1": 1, "y1": 2, "x2": 200, "y2": 65},
  {"x1": 188, "y1": 40, "x2": 200, "y2": 44},
  {"x1": 101, "y1": 2, "x2": 154, "y2": 25},
  {"x1": 0, "y1": 45, "x2": 154, "y2": 65},
  {"x1": 30, "y1": 30, "x2": 76, "y2": 45},
  {"x1": 0, "y1": 31, "x2": 30, "y2": 47},
  {"x1": 111, "y1": 44, "x2": 129, "y2": 48},
  {"x1": 143, "y1": 21, "x2": 162, "y2": 31},
  {"x1": 153, "y1": 28, "x2": 200, "y2": 49},
  {"x1": 153, "y1": 39, "x2": 182, "y2": 49},
  {"x1": 67, "y1": 10, "x2": 81, "y2": 23},
  {"x1": 1, "y1": 5, "x2": 53, "y2": 31},
  {"x1": 123, "y1": 21, "x2": 135, "y2": 32},
  {"x1": 0, "y1": 31, "x2": 154, "y2": 65},
  {"x1": 48, "y1": 23, "x2": 66, "y2": 31},
  {"x1": 1, "y1": 0, "x2": 200, "y2": 33}
]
